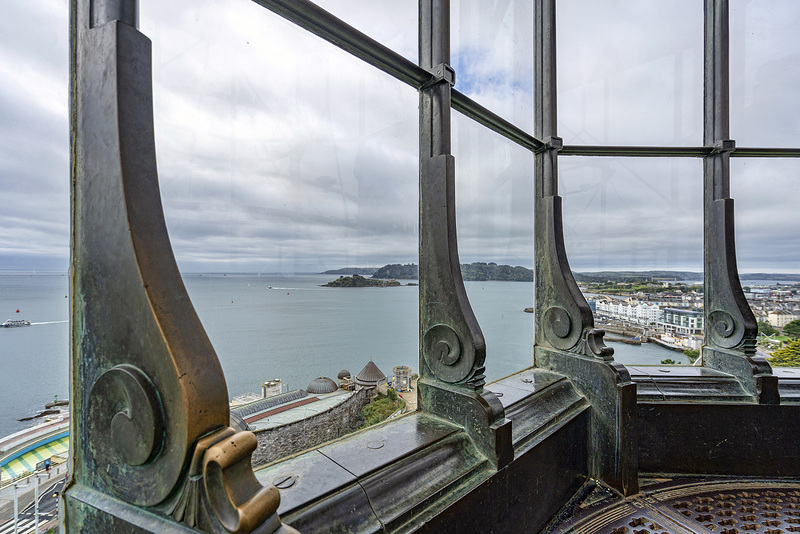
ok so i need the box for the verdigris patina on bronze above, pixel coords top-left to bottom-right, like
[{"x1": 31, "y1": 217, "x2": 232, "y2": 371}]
[
  {"x1": 417, "y1": 0, "x2": 512, "y2": 469},
  {"x1": 531, "y1": 0, "x2": 638, "y2": 496},
  {"x1": 64, "y1": 1, "x2": 298, "y2": 531},
  {"x1": 701, "y1": 0, "x2": 777, "y2": 404}
]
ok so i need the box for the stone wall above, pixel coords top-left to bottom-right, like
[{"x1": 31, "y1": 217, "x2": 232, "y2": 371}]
[{"x1": 251, "y1": 387, "x2": 373, "y2": 466}]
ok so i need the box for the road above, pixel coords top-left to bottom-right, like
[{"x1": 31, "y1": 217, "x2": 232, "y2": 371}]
[{"x1": 0, "y1": 479, "x2": 63, "y2": 534}]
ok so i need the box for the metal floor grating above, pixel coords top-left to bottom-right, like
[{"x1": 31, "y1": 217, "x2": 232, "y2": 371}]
[{"x1": 550, "y1": 479, "x2": 800, "y2": 534}]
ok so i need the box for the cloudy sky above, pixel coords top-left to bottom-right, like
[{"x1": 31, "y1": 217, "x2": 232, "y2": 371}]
[{"x1": 0, "y1": 0, "x2": 798, "y2": 274}]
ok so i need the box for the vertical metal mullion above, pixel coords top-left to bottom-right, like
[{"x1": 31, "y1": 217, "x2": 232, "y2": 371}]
[
  {"x1": 533, "y1": 0, "x2": 597, "y2": 356},
  {"x1": 534, "y1": 0, "x2": 637, "y2": 496},
  {"x1": 534, "y1": 0, "x2": 558, "y2": 198},
  {"x1": 417, "y1": 0, "x2": 511, "y2": 468},
  {"x1": 702, "y1": 0, "x2": 774, "y2": 402},
  {"x1": 704, "y1": 0, "x2": 730, "y2": 200},
  {"x1": 418, "y1": 0, "x2": 487, "y2": 390}
]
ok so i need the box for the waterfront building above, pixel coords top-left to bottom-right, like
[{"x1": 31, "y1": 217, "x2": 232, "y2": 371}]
[
  {"x1": 354, "y1": 359, "x2": 387, "y2": 391},
  {"x1": 595, "y1": 297, "x2": 661, "y2": 326},
  {"x1": 261, "y1": 379, "x2": 283, "y2": 398},
  {"x1": 658, "y1": 307, "x2": 705, "y2": 336},
  {"x1": 393, "y1": 365, "x2": 412, "y2": 390},
  {"x1": 306, "y1": 377, "x2": 339, "y2": 395},
  {"x1": 337, "y1": 369, "x2": 352, "y2": 389}
]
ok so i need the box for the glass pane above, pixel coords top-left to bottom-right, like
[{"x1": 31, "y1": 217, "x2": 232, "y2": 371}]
[
  {"x1": 314, "y1": 0, "x2": 417, "y2": 63},
  {"x1": 453, "y1": 113, "x2": 535, "y2": 382},
  {"x1": 731, "y1": 0, "x2": 800, "y2": 147},
  {"x1": 557, "y1": 0, "x2": 703, "y2": 146},
  {"x1": 731, "y1": 159, "x2": 800, "y2": 275},
  {"x1": 0, "y1": 3, "x2": 70, "y2": 440},
  {"x1": 143, "y1": 0, "x2": 420, "y2": 449},
  {"x1": 731, "y1": 159, "x2": 800, "y2": 364},
  {"x1": 0, "y1": 2, "x2": 69, "y2": 271},
  {"x1": 560, "y1": 157, "x2": 703, "y2": 365},
  {"x1": 451, "y1": 0, "x2": 534, "y2": 132}
]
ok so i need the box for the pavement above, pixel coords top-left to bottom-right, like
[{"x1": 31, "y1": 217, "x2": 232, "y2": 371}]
[{"x1": 397, "y1": 379, "x2": 418, "y2": 412}]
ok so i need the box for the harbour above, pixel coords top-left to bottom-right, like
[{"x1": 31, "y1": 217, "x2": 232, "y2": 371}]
[{"x1": 0, "y1": 273, "x2": 687, "y2": 442}]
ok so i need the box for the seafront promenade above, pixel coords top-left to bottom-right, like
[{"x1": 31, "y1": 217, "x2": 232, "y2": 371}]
[{"x1": 0, "y1": 415, "x2": 69, "y2": 484}]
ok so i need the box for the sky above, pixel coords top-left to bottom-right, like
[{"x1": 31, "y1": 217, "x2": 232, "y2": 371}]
[{"x1": 0, "y1": 0, "x2": 798, "y2": 274}]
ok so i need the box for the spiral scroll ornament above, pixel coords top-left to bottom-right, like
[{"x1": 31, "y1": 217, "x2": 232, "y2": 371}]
[
  {"x1": 87, "y1": 363, "x2": 170, "y2": 506},
  {"x1": 709, "y1": 309, "x2": 742, "y2": 349},
  {"x1": 423, "y1": 324, "x2": 474, "y2": 383},
  {"x1": 543, "y1": 306, "x2": 574, "y2": 349}
]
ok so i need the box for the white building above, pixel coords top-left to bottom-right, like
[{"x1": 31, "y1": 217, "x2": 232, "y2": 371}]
[
  {"x1": 595, "y1": 297, "x2": 661, "y2": 325},
  {"x1": 769, "y1": 310, "x2": 800, "y2": 329},
  {"x1": 658, "y1": 308, "x2": 704, "y2": 336}
]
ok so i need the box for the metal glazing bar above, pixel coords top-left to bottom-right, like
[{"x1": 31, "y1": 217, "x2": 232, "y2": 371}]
[
  {"x1": 250, "y1": 0, "x2": 546, "y2": 156},
  {"x1": 452, "y1": 90, "x2": 544, "y2": 152},
  {"x1": 705, "y1": 0, "x2": 729, "y2": 148},
  {"x1": 250, "y1": 0, "x2": 430, "y2": 87},
  {"x1": 732, "y1": 148, "x2": 800, "y2": 157},
  {"x1": 561, "y1": 146, "x2": 800, "y2": 158},
  {"x1": 561, "y1": 146, "x2": 711, "y2": 157},
  {"x1": 534, "y1": 0, "x2": 558, "y2": 197}
]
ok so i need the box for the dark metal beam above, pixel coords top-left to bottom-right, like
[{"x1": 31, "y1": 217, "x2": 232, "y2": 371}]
[
  {"x1": 250, "y1": 0, "x2": 546, "y2": 155},
  {"x1": 561, "y1": 146, "x2": 800, "y2": 158},
  {"x1": 452, "y1": 89, "x2": 544, "y2": 152},
  {"x1": 560, "y1": 146, "x2": 711, "y2": 157},
  {"x1": 732, "y1": 147, "x2": 800, "y2": 158},
  {"x1": 250, "y1": 0, "x2": 430, "y2": 88}
]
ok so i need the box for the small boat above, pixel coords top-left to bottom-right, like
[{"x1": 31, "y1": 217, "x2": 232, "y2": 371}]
[{"x1": 1, "y1": 319, "x2": 32, "y2": 328}]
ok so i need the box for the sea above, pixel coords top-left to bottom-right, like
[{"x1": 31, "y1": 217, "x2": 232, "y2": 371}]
[{"x1": 0, "y1": 272, "x2": 690, "y2": 439}]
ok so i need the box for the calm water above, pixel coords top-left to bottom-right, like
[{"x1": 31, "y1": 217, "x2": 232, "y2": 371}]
[{"x1": 0, "y1": 273, "x2": 680, "y2": 438}]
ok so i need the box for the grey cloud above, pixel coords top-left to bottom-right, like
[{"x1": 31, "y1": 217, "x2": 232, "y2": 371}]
[{"x1": 0, "y1": 0, "x2": 797, "y2": 275}]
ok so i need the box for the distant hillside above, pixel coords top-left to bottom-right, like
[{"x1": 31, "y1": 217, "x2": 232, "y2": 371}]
[
  {"x1": 372, "y1": 262, "x2": 533, "y2": 282},
  {"x1": 572, "y1": 271, "x2": 702, "y2": 282},
  {"x1": 322, "y1": 267, "x2": 378, "y2": 275},
  {"x1": 372, "y1": 264, "x2": 419, "y2": 280},
  {"x1": 362, "y1": 265, "x2": 799, "y2": 284},
  {"x1": 323, "y1": 274, "x2": 400, "y2": 287},
  {"x1": 573, "y1": 271, "x2": 800, "y2": 283},
  {"x1": 739, "y1": 273, "x2": 800, "y2": 282},
  {"x1": 462, "y1": 263, "x2": 533, "y2": 281}
]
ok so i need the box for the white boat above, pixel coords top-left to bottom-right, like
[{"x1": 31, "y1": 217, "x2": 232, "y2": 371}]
[{"x1": 1, "y1": 319, "x2": 32, "y2": 327}]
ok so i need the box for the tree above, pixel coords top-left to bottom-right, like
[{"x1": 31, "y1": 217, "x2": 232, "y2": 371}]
[
  {"x1": 758, "y1": 321, "x2": 778, "y2": 337},
  {"x1": 769, "y1": 339, "x2": 800, "y2": 367},
  {"x1": 683, "y1": 349, "x2": 700, "y2": 364},
  {"x1": 660, "y1": 359, "x2": 678, "y2": 365},
  {"x1": 783, "y1": 319, "x2": 800, "y2": 338}
]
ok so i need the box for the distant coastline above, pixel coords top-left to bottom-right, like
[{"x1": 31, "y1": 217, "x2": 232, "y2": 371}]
[
  {"x1": 321, "y1": 267, "x2": 378, "y2": 276},
  {"x1": 371, "y1": 262, "x2": 534, "y2": 282},
  {"x1": 323, "y1": 274, "x2": 401, "y2": 288},
  {"x1": 319, "y1": 264, "x2": 800, "y2": 284}
]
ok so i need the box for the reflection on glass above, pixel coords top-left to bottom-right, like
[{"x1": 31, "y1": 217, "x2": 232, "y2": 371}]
[
  {"x1": 453, "y1": 113, "x2": 535, "y2": 382},
  {"x1": 557, "y1": 0, "x2": 703, "y2": 146},
  {"x1": 731, "y1": 0, "x2": 800, "y2": 147},
  {"x1": 731, "y1": 159, "x2": 800, "y2": 273},
  {"x1": 561, "y1": 157, "x2": 703, "y2": 365},
  {"x1": 451, "y1": 0, "x2": 534, "y2": 132},
  {"x1": 142, "y1": 0, "x2": 420, "y2": 444},
  {"x1": 313, "y1": 0, "x2": 417, "y2": 63}
]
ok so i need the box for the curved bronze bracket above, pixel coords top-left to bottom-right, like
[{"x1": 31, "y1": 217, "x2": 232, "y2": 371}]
[{"x1": 67, "y1": 1, "x2": 298, "y2": 531}]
